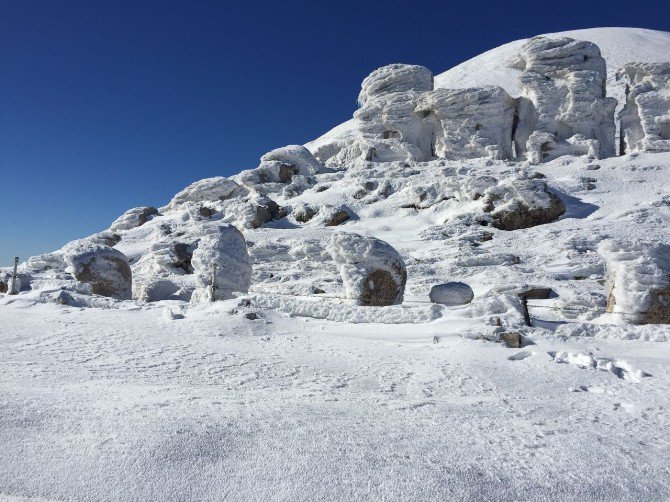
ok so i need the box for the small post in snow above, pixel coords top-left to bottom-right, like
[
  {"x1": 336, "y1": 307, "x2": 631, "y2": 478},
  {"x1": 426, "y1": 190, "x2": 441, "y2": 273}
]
[
  {"x1": 210, "y1": 263, "x2": 217, "y2": 302},
  {"x1": 9, "y1": 257, "x2": 19, "y2": 295},
  {"x1": 520, "y1": 294, "x2": 532, "y2": 327}
]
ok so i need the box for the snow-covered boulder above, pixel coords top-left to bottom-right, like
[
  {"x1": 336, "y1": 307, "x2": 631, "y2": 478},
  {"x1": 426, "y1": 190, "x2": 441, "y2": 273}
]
[
  {"x1": 237, "y1": 145, "x2": 324, "y2": 186},
  {"x1": 328, "y1": 232, "x2": 407, "y2": 306},
  {"x1": 599, "y1": 240, "x2": 670, "y2": 324},
  {"x1": 484, "y1": 179, "x2": 566, "y2": 230},
  {"x1": 510, "y1": 37, "x2": 617, "y2": 163},
  {"x1": 110, "y1": 206, "x2": 158, "y2": 232},
  {"x1": 0, "y1": 273, "x2": 21, "y2": 294},
  {"x1": 190, "y1": 225, "x2": 252, "y2": 303},
  {"x1": 63, "y1": 241, "x2": 133, "y2": 300},
  {"x1": 429, "y1": 282, "x2": 474, "y2": 305},
  {"x1": 292, "y1": 202, "x2": 317, "y2": 223},
  {"x1": 358, "y1": 64, "x2": 433, "y2": 105},
  {"x1": 507, "y1": 36, "x2": 607, "y2": 77},
  {"x1": 616, "y1": 63, "x2": 670, "y2": 154},
  {"x1": 168, "y1": 177, "x2": 248, "y2": 209},
  {"x1": 416, "y1": 86, "x2": 515, "y2": 160}
]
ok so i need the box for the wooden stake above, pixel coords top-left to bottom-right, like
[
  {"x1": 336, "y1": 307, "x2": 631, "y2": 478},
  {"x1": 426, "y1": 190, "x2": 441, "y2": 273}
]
[{"x1": 521, "y1": 294, "x2": 532, "y2": 327}]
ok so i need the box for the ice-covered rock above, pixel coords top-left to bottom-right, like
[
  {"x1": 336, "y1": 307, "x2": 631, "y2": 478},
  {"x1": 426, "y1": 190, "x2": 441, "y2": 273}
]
[
  {"x1": 416, "y1": 86, "x2": 515, "y2": 160},
  {"x1": 429, "y1": 282, "x2": 474, "y2": 305},
  {"x1": 599, "y1": 240, "x2": 670, "y2": 324},
  {"x1": 0, "y1": 273, "x2": 21, "y2": 294},
  {"x1": 237, "y1": 145, "x2": 324, "y2": 186},
  {"x1": 484, "y1": 178, "x2": 566, "y2": 230},
  {"x1": 507, "y1": 36, "x2": 607, "y2": 77},
  {"x1": 292, "y1": 202, "x2": 317, "y2": 223},
  {"x1": 328, "y1": 232, "x2": 407, "y2": 306},
  {"x1": 616, "y1": 63, "x2": 670, "y2": 154},
  {"x1": 510, "y1": 37, "x2": 617, "y2": 163},
  {"x1": 168, "y1": 177, "x2": 248, "y2": 209},
  {"x1": 110, "y1": 206, "x2": 158, "y2": 232},
  {"x1": 190, "y1": 225, "x2": 252, "y2": 303},
  {"x1": 63, "y1": 241, "x2": 133, "y2": 300},
  {"x1": 358, "y1": 64, "x2": 433, "y2": 105}
]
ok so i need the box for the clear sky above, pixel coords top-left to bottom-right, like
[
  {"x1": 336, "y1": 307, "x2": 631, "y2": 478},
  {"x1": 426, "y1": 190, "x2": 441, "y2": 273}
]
[{"x1": 1, "y1": 0, "x2": 669, "y2": 265}]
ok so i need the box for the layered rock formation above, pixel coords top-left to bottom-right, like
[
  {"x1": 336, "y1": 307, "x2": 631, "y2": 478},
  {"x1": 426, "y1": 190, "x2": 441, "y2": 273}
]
[
  {"x1": 509, "y1": 37, "x2": 617, "y2": 163},
  {"x1": 313, "y1": 36, "x2": 631, "y2": 165}
]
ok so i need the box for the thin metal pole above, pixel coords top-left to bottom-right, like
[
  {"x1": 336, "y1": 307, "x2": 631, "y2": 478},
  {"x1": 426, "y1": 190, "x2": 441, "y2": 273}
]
[
  {"x1": 211, "y1": 263, "x2": 217, "y2": 301},
  {"x1": 9, "y1": 257, "x2": 19, "y2": 295}
]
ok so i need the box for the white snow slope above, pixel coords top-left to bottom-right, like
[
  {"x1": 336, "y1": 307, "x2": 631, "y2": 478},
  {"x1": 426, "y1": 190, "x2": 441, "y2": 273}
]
[{"x1": 2, "y1": 27, "x2": 670, "y2": 502}]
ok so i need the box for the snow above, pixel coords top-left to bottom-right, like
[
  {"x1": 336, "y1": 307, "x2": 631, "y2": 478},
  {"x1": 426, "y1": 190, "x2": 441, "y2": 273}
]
[{"x1": 2, "y1": 26, "x2": 670, "y2": 501}]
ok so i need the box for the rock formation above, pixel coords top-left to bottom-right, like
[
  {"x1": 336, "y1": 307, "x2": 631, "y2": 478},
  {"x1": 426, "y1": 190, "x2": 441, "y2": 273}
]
[
  {"x1": 599, "y1": 240, "x2": 670, "y2": 324},
  {"x1": 616, "y1": 62, "x2": 670, "y2": 154},
  {"x1": 63, "y1": 241, "x2": 133, "y2": 299},
  {"x1": 328, "y1": 232, "x2": 407, "y2": 306},
  {"x1": 509, "y1": 36, "x2": 617, "y2": 163},
  {"x1": 190, "y1": 225, "x2": 252, "y2": 303}
]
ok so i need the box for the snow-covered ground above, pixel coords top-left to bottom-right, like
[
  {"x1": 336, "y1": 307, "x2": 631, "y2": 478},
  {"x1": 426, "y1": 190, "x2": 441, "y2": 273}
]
[{"x1": 2, "y1": 27, "x2": 670, "y2": 501}]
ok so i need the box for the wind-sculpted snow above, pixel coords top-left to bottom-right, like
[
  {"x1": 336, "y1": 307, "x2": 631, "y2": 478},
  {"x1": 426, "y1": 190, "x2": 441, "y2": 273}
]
[{"x1": 617, "y1": 62, "x2": 670, "y2": 154}]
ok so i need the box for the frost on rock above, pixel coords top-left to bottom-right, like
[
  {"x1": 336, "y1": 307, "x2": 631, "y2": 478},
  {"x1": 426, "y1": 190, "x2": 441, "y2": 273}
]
[
  {"x1": 599, "y1": 240, "x2": 670, "y2": 324},
  {"x1": 415, "y1": 86, "x2": 515, "y2": 160},
  {"x1": 167, "y1": 177, "x2": 248, "y2": 209},
  {"x1": 0, "y1": 272, "x2": 21, "y2": 294},
  {"x1": 358, "y1": 64, "x2": 433, "y2": 105},
  {"x1": 110, "y1": 206, "x2": 158, "y2": 232},
  {"x1": 132, "y1": 239, "x2": 198, "y2": 302},
  {"x1": 483, "y1": 178, "x2": 566, "y2": 230},
  {"x1": 190, "y1": 225, "x2": 252, "y2": 303},
  {"x1": 62, "y1": 240, "x2": 133, "y2": 300},
  {"x1": 328, "y1": 232, "x2": 407, "y2": 306},
  {"x1": 616, "y1": 63, "x2": 670, "y2": 154},
  {"x1": 237, "y1": 145, "x2": 324, "y2": 188},
  {"x1": 319, "y1": 64, "x2": 518, "y2": 165},
  {"x1": 510, "y1": 37, "x2": 617, "y2": 163}
]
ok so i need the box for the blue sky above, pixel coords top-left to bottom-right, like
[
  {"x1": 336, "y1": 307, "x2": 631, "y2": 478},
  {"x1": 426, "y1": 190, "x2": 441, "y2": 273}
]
[{"x1": 1, "y1": 0, "x2": 669, "y2": 265}]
